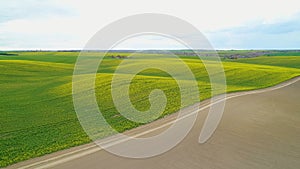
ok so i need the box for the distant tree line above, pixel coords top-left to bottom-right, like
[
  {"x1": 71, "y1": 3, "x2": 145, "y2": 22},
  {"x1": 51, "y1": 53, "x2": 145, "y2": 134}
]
[{"x1": 110, "y1": 54, "x2": 128, "y2": 59}]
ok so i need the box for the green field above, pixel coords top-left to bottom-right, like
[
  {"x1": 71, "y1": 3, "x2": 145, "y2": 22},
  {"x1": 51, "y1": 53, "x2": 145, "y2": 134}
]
[{"x1": 0, "y1": 51, "x2": 300, "y2": 167}]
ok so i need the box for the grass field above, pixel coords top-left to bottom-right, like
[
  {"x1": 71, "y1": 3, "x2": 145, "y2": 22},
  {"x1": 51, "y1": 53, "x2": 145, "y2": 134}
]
[{"x1": 0, "y1": 51, "x2": 300, "y2": 167}]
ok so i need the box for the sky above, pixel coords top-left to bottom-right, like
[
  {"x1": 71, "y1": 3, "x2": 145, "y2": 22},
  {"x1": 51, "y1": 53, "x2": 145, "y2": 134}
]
[{"x1": 0, "y1": 0, "x2": 300, "y2": 50}]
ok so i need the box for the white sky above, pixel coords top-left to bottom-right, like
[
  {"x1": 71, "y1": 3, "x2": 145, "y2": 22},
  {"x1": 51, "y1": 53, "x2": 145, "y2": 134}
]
[{"x1": 1, "y1": 0, "x2": 300, "y2": 50}]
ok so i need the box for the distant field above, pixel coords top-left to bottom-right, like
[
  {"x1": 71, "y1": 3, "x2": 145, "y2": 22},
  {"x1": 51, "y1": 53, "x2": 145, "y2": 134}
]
[
  {"x1": 0, "y1": 51, "x2": 300, "y2": 167},
  {"x1": 224, "y1": 56, "x2": 300, "y2": 69}
]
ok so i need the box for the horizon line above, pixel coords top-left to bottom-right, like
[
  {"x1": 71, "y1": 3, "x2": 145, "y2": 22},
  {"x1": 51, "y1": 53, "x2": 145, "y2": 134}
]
[{"x1": 1, "y1": 49, "x2": 300, "y2": 52}]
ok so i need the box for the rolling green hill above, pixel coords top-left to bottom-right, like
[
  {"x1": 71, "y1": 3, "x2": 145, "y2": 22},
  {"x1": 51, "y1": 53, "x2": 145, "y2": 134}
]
[{"x1": 0, "y1": 52, "x2": 300, "y2": 167}]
